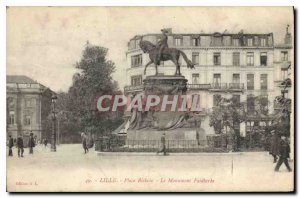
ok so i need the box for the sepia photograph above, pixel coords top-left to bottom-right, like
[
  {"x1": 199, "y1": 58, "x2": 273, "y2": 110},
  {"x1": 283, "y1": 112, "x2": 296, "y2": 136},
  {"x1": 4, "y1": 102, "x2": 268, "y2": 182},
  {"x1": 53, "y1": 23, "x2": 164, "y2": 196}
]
[{"x1": 5, "y1": 6, "x2": 294, "y2": 192}]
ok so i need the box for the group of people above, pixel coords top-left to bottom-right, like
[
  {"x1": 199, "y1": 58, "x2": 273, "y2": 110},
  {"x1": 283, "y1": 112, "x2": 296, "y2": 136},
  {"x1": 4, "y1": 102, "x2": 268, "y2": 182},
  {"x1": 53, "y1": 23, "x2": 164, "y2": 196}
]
[
  {"x1": 269, "y1": 130, "x2": 292, "y2": 172},
  {"x1": 7, "y1": 133, "x2": 36, "y2": 158}
]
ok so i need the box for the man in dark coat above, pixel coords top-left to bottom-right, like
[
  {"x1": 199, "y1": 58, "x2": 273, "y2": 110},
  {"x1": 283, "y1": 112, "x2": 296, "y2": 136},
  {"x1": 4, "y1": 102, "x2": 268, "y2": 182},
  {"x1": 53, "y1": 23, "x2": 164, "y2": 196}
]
[
  {"x1": 275, "y1": 135, "x2": 292, "y2": 172},
  {"x1": 28, "y1": 133, "x2": 35, "y2": 154},
  {"x1": 269, "y1": 130, "x2": 280, "y2": 163},
  {"x1": 8, "y1": 135, "x2": 14, "y2": 157},
  {"x1": 81, "y1": 133, "x2": 89, "y2": 154},
  {"x1": 157, "y1": 133, "x2": 167, "y2": 156},
  {"x1": 17, "y1": 134, "x2": 24, "y2": 157}
]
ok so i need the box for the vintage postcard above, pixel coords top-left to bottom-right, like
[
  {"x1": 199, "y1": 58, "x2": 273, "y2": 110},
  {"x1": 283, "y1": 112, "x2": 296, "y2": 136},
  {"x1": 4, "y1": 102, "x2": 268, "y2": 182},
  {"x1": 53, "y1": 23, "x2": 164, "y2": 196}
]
[{"x1": 6, "y1": 6, "x2": 294, "y2": 192}]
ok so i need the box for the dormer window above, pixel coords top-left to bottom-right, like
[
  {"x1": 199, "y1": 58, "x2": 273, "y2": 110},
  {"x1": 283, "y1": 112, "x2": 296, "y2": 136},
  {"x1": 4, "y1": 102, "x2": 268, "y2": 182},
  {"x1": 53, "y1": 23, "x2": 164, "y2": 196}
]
[{"x1": 247, "y1": 38, "x2": 253, "y2": 46}]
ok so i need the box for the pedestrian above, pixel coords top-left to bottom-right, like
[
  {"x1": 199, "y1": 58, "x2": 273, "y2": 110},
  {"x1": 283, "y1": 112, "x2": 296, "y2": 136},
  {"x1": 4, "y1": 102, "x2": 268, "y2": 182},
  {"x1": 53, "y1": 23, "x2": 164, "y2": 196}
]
[
  {"x1": 43, "y1": 138, "x2": 48, "y2": 148},
  {"x1": 28, "y1": 133, "x2": 35, "y2": 154},
  {"x1": 17, "y1": 134, "x2": 24, "y2": 157},
  {"x1": 81, "y1": 132, "x2": 89, "y2": 154},
  {"x1": 275, "y1": 135, "x2": 292, "y2": 172},
  {"x1": 196, "y1": 131, "x2": 200, "y2": 146},
  {"x1": 157, "y1": 133, "x2": 167, "y2": 156},
  {"x1": 269, "y1": 130, "x2": 280, "y2": 163},
  {"x1": 8, "y1": 135, "x2": 14, "y2": 157}
]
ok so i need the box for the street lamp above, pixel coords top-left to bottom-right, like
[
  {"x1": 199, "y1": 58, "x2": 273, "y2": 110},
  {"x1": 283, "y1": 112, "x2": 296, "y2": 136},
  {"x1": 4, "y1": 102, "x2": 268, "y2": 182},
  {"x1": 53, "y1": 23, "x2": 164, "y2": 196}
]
[{"x1": 51, "y1": 94, "x2": 58, "y2": 152}]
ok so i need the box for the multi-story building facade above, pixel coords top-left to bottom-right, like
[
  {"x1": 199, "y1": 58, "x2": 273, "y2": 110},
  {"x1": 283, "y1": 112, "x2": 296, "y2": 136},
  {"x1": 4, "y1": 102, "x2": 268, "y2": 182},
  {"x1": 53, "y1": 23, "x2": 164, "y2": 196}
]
[
  {"x1": 6, "y1": 75, "x2": 53, "y2": 143},
  {"x1": 124, "y1": 27, "x2": 293, "y2": 140}
]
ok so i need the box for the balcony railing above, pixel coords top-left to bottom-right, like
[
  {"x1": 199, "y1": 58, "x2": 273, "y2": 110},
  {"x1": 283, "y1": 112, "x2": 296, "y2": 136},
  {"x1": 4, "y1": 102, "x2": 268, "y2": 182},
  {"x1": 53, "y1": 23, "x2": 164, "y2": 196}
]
[
  {"x1": 210, "y1": 83, "x2": 227, "y2": 90},
  {"x1": 228, "y1": 83, "x2": 244, "y2": 90},
  {"x1": 187, "y1": 84, "x2": 211, "y2": 90},
  {"x1": 124, "y1": 84, "x2": 144, "y2": 93}
]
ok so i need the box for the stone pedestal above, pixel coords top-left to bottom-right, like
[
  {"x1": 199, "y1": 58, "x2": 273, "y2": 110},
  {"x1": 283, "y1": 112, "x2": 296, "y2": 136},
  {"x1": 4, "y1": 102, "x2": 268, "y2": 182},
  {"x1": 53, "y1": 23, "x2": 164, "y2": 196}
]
[{"x1": 143, "y1": 75, "x2": 188, "y2": 95}]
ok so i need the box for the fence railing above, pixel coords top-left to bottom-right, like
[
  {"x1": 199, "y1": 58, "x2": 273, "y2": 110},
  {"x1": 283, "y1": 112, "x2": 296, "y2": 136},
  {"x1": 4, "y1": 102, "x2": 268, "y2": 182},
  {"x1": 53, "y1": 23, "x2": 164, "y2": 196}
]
[{"x1": 95, "y1": 136, "x2": 229, "y2": 153}]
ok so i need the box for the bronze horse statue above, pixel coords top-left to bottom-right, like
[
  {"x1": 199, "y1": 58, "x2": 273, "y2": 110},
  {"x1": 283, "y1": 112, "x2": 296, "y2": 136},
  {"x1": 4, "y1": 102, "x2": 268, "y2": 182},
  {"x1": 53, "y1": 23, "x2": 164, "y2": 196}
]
[{"x1": 139, "y1": 39, "x2": 195, "y2": 76}]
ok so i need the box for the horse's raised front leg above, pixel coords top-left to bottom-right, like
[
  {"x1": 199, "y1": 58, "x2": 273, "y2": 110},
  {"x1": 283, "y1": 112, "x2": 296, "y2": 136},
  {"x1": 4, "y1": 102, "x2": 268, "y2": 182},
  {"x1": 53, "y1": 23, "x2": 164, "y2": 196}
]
[{"x1": 144, "y1": 60, "x2": 153, "y2": 75}]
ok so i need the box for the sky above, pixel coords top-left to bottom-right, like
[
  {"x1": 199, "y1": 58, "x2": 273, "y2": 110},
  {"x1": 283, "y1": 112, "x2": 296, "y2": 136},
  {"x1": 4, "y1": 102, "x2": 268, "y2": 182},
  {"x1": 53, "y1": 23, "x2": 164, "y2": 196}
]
[{"x1": 6, "y1": 7, "x2": 294, "y2": 92}]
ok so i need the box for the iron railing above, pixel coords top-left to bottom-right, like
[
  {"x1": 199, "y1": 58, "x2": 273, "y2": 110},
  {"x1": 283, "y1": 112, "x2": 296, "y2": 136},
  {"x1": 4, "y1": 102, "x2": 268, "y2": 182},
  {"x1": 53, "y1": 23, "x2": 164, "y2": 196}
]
[
  {"x1": 228, "y1": 83, "x2": 244, "y2": 90},
  {"x1": 210, "y1": 83, "x2": 227, "y2": 90},
  {"x1": 95, "y1": 137, "x2": 229, "y2": 153},
  {"x1": 187, "y1": 84, "x2": 211, "y2": 90}
]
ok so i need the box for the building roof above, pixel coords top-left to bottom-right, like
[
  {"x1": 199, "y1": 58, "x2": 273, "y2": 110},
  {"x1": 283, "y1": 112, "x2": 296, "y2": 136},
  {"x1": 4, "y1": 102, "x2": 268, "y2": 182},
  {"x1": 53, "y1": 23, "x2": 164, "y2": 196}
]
[{"x1": 7, "y1": 75, "x2": 38, "y2": 84}]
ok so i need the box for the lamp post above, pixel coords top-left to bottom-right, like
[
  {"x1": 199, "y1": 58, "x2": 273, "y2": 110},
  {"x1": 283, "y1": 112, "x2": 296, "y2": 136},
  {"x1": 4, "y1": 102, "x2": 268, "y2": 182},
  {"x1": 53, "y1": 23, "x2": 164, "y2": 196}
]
[{"x1": 51, "y1": 94, "x2": 58, "y2": 152}]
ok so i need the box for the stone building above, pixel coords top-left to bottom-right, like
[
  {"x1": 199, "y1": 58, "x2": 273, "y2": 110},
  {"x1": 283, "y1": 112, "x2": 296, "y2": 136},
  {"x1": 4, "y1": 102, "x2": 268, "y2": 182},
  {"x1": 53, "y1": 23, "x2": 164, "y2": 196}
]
[
  {"x1": 124, "y1": 27, "x2": 293, "y2": 143},
  {"x1": 6, "y1": 75, "x2": 53, "y2": 143}
]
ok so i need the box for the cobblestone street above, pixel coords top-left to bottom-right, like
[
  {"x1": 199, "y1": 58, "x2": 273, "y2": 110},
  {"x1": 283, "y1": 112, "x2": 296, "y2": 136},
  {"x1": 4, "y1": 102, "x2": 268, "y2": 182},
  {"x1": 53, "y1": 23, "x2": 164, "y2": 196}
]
[{"x1": 7, "y1": 144, "x2": 294, "y2": 192}]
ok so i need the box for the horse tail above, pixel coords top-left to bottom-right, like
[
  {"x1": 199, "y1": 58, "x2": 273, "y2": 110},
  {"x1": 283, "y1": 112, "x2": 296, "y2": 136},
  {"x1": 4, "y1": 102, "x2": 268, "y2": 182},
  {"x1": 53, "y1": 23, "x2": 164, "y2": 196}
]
[{"x1": 179, "y1": 50, "x2": 195, "y2": 69}]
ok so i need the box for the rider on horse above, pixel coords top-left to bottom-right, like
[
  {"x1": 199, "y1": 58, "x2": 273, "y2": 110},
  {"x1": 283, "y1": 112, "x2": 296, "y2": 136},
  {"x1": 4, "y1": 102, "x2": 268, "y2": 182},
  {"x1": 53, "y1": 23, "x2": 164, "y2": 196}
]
[{"x1": 156, "y1": 29, "x2": 169, "y2": 65}]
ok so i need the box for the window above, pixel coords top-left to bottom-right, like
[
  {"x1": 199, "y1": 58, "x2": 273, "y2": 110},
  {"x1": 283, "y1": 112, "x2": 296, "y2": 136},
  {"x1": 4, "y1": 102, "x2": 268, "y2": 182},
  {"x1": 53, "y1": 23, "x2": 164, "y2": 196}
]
[
  {"x1": 174, "y1": 38, "x2": 182, "y2": 46},
  {"x1": 192, "y1": 38, "x2": 200, "y2": 46},
  {"x1": 254, "y1": 36, "x2": 259, "y2": 46},
  {"x1": 231, "y1": 74, "x2": 240, "y2": 89},
  {"x1": 192, "y1": 52, "x2": 199, "y2": 65},
  {"x1": 232, "y1": 52, "x2": 240, "y2": 66},
  {"x1": 260, "y1": 95, "x2": 269, "y2": 114},
  {"x1": 281, "y1": 51, "x2": 288, "y2": 61},
  {"x1": 213, "y1": 52, "x2": 221, "y2": 65},
  {"x1": 233, "y1": 39, "x2": 239, "y2": 46},
  {"x1": 260, "y1": 52, "x2": 267, "y2": 66},
  {"x1": 281, "y1": 69, "x2": 288, "y2": 80},
  {"x1": 213, "y1": 94, "x2": 222, "y2": 106},
  {"x1": 192, "y1": 74, "x2": 199, "y2": 84},
  {"x1": 232, "y1": 74, "x2": 240, "y2": 83},
  {"x1": 213, "y1": 74, "x2": 221, "y2": 89},
  {"x1": 260, "y1": 38, "x2": 266, "y2": 46},
  {"x1": 212, "y1": 36, "x2": 222, "y2": 46},
  {"x1": 281, "y1": 90, "x2": 288, "y2": 98},
  {"x1": 247, "y1": 95, "x2": 255, "y2": 114},
  {"x1": 131, "y1": 54, "x2": 143, "y2": 67},
  {"x1": 8, "y1": 111, "x2": 15, "y2": 125},
  {"x1": 131, "y1": 75, "x2": 142, "y2": 86},
  {"x1": 247, "y1": 74, "x2": 254, "y2": 90},
  {"x1": 247, "y1": 38, "x2": 253, "y2": 46},
  {"x1": 260, "y1": 74, "x2": 268, "y2": 90},
  {"x1": 247, "y1": 52, "x2": 254, "y2": 66},
  {"x1": 25, "y1": 99, "x2": 32, "y2": 107},
  {"x1": 24, "y1": 115, "x2": 31, "y2": 125}
]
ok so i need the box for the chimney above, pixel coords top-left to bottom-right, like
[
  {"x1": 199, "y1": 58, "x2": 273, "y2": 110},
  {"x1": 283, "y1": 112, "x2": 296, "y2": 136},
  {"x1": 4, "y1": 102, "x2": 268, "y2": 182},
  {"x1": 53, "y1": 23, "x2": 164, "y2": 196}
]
[{"x1": 284, "y1": 24, "x2": 292, "y2": 44}]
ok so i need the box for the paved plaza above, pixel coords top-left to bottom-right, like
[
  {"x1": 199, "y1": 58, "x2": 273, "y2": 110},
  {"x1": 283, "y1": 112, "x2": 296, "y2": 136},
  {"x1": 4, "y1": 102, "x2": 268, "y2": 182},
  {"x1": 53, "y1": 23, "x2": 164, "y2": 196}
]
[{"x1": 7, "y1": 144, "x2": 294, "y2": 192}]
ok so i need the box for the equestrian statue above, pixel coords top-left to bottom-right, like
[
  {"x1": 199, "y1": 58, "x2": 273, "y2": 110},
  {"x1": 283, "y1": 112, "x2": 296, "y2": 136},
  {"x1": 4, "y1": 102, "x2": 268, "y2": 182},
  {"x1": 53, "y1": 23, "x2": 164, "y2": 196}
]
[{"x1": 139, "y1": 29, "x2": 195, "y2": 76}]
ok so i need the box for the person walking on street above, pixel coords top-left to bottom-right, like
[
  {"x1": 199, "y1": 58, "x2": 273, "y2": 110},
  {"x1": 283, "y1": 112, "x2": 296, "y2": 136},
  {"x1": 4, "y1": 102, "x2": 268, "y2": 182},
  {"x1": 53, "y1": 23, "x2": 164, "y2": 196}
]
[
  {"x1": 275, "y1": 135, "x2": 292, "y2": 172},
  {"x1": 43, "y1": 138, "x2": 48, "y2": 148},
  {"x1": 269, "y1": 130, "x2": 280, "y2": 163},
  {"x1": 157, "y1": 133, "x2": 167, "y2": 156},
  {"x1": 28, "y1": 133, "x2": 35, "y2": 154},
  {"x1": 8, "y1": 135, "x2": 14, "y2": 157},
  {"x1": 17, "y1": 135, "x2": 24, "y2": 157},
  {"x1": 81, "y1": 132, "x2": 89, "y2": 154}
]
